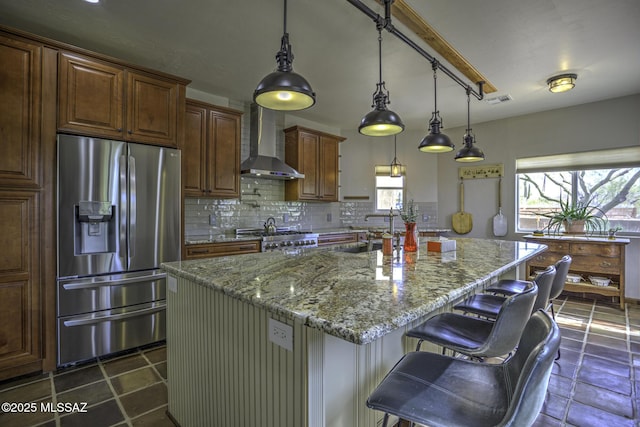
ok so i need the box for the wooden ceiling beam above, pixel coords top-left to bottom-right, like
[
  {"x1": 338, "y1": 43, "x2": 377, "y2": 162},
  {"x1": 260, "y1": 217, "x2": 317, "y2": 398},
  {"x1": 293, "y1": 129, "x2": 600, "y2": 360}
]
[{"x1": 378, "y1": 0, "x2": 497, "y2": 93}]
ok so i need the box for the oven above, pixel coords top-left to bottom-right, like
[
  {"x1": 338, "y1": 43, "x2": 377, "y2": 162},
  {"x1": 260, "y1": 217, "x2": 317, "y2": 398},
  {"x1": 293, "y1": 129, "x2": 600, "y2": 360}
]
[{"x1": 236, "y1": 228, "x2": 319, "y2": 251}]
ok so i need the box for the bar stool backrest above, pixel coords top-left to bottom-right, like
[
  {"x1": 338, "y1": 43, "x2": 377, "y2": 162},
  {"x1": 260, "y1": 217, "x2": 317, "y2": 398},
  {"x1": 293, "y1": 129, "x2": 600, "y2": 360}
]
[
  {"x1": 476, "y1": 282, "x2": 538, "y2": 358},
  {"x1": 499, "y1": 310, "x2": 561, "y2": 426},
  {"x1": 531, "y1": 265, "x2": 556, "y2": 313},
  {"x1": 549, "y1": 255, "x2": 572, "y2": 300}
]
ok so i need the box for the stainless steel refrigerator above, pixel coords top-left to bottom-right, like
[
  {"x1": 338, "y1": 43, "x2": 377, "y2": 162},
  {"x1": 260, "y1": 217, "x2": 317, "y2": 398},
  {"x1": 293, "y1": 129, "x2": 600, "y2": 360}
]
[{"x1": 56, "y1": 134, "x2": 180, "y2": 366}]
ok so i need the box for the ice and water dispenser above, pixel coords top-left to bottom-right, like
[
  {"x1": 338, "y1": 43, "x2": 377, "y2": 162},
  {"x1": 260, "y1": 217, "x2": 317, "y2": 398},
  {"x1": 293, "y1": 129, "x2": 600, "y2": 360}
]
[{"x1": 74, "y1": 201, "x2": 116, "y2": 254}]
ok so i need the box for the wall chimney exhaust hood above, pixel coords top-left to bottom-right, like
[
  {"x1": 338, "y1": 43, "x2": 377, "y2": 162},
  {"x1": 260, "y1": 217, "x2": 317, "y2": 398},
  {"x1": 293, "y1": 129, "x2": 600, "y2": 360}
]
[{"x1": 240, "y1": 104, "x2": 304, "y2": 180}]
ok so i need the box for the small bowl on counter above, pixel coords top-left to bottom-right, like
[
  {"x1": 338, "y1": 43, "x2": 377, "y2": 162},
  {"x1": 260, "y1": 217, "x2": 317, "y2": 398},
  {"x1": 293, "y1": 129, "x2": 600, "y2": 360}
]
[
  {"x1": 589, "y1": 276, "x2": 611, "y2": 287},
  {"x1": 566, "y1": 273, "x2": 583, "y2": 283}
]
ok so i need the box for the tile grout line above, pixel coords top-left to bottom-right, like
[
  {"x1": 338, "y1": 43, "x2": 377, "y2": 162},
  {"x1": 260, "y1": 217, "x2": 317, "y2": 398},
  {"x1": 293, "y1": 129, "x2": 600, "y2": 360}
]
[
  {"x1": 97, "y1": 353, "x2": 135, "y2": 427},
  {"x1": 559, "y1": 298, "x2": 596, "y2": 426},
  {"x1": 49, "y1": 370, "x2": 60, "y2": 427},
  {"x1": 625, "y1": 304, "x2": 637, "y2": 421}
]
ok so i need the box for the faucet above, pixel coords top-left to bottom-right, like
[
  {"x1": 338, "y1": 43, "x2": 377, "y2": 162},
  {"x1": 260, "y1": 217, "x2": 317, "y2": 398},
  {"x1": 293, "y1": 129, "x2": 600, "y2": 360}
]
[{"x1": 364, "y1": 208, "x2": 398, "y2": 236}]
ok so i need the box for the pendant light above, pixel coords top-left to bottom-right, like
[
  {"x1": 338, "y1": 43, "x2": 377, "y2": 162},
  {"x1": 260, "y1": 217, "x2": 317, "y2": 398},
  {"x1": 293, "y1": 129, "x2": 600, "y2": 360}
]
[
  {"x1": 254, "y1": 0, "x2": 316, "y2": 111},
  {"x1": 455, "y1": 89, "x2": 485, "y2": 162},
  {"x1": 390, "y1": 135, "x2": 403, "y2": 177},
  {"x1": 418, "y1": 61, "x2": 454, "y2": 153},
  {"x1": 358, "y1": 24, "x2": 405, "y2": 137}
]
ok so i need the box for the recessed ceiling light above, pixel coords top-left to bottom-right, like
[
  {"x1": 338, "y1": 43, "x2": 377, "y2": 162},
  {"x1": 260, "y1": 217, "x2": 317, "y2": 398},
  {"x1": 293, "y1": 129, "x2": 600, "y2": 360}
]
[
  {"x1": 547, "y1": 74, "x2": 578, "y2": 93},
  {"x1": 84, "y1": 0, "x2": 100, "y2": 4}
]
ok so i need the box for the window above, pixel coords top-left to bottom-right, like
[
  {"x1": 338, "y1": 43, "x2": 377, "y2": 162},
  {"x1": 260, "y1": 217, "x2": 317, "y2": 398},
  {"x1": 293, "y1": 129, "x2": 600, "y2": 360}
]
[
  {"x1": 374, "y1": 165, "x2": 406, "y2": 211},
  {"x1": 516, "y1": 147, "x2": 640, "y2": 234}
]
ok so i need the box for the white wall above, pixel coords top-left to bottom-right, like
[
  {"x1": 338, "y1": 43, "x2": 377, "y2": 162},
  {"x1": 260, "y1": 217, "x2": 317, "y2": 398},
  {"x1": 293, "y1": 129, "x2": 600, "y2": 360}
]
[
  {"x1": 434, "y1": 94, "x2": 640, "y2": 298},
  {"x1": 339, "y1": 129, "x2": 439, "y2": 202}
]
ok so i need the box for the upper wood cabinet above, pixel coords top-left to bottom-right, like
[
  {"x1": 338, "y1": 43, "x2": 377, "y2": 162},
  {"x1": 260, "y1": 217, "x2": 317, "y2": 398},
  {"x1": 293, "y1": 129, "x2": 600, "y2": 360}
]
[
  {"x1": 58, "y1": 52, "x2": 185, "y2": 147},
  {"x1": 183, "y1": 99, "x2": 242, "y2": 198},
  {"x1": 0, "y1": 34, "x2": 42, "y2": 188},
  {"x1": 284, "y1": 126, "x2": 345, "y2": 202}
]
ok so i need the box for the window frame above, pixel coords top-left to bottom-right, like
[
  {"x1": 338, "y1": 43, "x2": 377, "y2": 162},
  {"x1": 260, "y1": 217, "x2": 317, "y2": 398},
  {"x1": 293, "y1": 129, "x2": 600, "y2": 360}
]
[
  {"x1": 374, "y1": 165, "x2": 407, "y2": 212},
  {"x1": 515, "y1": 161, "x2": 640, "y2": 235}
]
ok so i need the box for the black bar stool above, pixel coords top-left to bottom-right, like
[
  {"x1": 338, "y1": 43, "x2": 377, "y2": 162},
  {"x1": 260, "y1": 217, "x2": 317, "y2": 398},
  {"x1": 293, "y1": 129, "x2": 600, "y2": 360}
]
[
  {"x1": 367, "y1": 311, "x2": 561, "y2": 427},
  {"x1": 453, "y1": 265, "x2": 556, "y2": 320},
  {"x1": 406, "y1": 282, "x2": 537, "y2": 360}
]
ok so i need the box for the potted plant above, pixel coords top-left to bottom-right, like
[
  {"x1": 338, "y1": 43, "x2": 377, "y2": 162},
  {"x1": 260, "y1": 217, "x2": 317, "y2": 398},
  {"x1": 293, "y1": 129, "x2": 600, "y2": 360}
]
[
  {"x1": 400, "y1": 200, "x2": 419, "y2": 252},
  {"x1": 541, "y1": 197, "x2": 607, "y2": 235},
  {"x1": 607, "y1": 226, "x2": 622, "y2": 239}
]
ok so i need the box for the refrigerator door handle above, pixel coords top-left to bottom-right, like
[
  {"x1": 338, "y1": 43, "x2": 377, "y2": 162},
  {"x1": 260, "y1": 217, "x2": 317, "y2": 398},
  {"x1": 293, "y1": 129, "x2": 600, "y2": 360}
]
[
  {"x1": 129, "y1": 154, "x2": 136, "y2": 259},
  {"x1": 62, "y1": 272, "x2": 167, "y2": 290},
  {"x1": 62, "y1": 303, "x2": 166, "y2": 327},
  {"x1": 119, "y1": 154, "x2": 128, "y2": 266}
]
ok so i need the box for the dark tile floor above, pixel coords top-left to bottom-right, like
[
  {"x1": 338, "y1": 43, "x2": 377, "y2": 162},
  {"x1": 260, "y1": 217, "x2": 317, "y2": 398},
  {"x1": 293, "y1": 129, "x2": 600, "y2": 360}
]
[
  {"x1": 0, "y1": 345, "x2": 172, "y2": 427},
  {"x1": 0, "y1": 296, "x2": 638, "y2": 427}
]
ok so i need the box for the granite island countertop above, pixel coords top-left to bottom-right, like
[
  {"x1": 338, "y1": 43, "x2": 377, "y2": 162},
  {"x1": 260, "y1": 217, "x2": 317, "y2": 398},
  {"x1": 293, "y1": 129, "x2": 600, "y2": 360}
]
[
  {"x1": 162, "y1": 238, "x2": 546, "y2": 345},
  {"x1": 184, "y1": 227, "x2": 451, "y2": 245}
]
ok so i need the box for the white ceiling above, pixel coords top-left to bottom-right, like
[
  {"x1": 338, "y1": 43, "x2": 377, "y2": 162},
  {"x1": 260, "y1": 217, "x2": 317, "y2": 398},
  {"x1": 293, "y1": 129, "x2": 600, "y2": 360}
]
[{"x1": 1, "y1": 0, "x2": 639, "y2": 131}]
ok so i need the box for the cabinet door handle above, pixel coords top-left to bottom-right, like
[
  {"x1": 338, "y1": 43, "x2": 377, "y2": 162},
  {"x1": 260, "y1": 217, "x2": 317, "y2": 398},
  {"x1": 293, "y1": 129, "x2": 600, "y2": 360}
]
[
  {"x1": 600, "y1": 261, "x2": 612, "y2": 268},
  {"x1": 117, "y1": 128, "x2": 123, "y2": 132},
  {"x1": 237, "y1": 245, "x2": 257, "y2": 250},
  {"x1": 128, "y1": 130, "x2": 133, "y2": 134}
]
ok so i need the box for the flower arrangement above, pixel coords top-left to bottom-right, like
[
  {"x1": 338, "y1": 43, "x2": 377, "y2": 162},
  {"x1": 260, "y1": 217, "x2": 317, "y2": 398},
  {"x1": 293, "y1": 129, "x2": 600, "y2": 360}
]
[{"x1": 400, "y1": 199, "x2": 418, "y2": 223}]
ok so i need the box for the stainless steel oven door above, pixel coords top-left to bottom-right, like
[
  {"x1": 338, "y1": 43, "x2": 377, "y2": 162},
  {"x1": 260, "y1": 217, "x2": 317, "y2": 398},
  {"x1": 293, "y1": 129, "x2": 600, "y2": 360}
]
[
  {"x1": 57, "y1": 301, "x2": 165, "y2": 366},
  {"x1": 57, "y1": 270, "x2": 166, "y2": 317}
]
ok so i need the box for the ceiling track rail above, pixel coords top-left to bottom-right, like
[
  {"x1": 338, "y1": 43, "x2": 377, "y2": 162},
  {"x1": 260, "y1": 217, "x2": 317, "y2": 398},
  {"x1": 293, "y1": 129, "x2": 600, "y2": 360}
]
[{"x1": 346, "y1": 0, "x2": 485, "y2": 100}]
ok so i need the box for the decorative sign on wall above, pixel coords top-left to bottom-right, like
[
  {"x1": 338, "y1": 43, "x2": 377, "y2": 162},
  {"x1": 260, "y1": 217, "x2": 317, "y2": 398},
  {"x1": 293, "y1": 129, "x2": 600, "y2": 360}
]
[{"x1": 458, "y1": 163, "x2": 504, "y2": 179}]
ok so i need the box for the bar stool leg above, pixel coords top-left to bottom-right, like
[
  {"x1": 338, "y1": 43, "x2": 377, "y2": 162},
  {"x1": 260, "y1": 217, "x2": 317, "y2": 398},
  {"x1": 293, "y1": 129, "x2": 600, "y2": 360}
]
[{"x1": 549, "y1": 303, "x2": 561, "y2": 360}]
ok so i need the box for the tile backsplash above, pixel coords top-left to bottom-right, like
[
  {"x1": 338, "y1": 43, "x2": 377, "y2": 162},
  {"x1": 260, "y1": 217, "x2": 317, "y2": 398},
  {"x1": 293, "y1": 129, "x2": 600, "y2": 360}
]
[{"x1": 184, "y1": 177, "x2": 438, "y2": 239}]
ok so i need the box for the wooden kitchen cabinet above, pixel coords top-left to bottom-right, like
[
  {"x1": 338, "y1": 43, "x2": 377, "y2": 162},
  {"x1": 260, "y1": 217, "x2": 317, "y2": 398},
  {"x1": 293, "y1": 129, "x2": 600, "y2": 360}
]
[
  {"x1": 317, "y1": 232, "x2": 358, "y2": 246},
  {"x1": 183, "y1": 100, "x2": 242, "y2": 198},
  {"x1": 58, "y1": 51, "x2": 187, "y2": 147},
  {"x1": 284, "y1": 126, "x2": 346, "y2": 202},
  {"x1": 0, "y1": 29, "x2": 58, "y2": 380},
  {"x1": 524, "y1": 235, "x2": 630, "y2": 309},
  {"x1": 0, "y1": 34, "x2": 42, "y2": 188},
  {"x1": 0, "y1": 191, "x2": 41, "y2": 379},
  {"x1": 185, "y1": 240, "x2": 261, "y2": 259}
]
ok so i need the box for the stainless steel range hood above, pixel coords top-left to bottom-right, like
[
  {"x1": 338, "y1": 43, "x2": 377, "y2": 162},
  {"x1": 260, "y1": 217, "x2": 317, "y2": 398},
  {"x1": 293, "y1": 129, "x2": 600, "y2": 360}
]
[{"x1": 240, "y1": 104, "x2": 304, "y2": 180}]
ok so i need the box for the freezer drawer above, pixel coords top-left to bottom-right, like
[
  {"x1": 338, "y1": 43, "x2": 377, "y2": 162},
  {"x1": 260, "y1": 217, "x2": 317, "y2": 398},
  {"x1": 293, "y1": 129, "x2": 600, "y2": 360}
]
[
  {"x1": 57, "y1": 270, "x2": 166, "y2": 317},
  {"x1": 58, "y1": 301, "x2": 165, "y2": 366}
]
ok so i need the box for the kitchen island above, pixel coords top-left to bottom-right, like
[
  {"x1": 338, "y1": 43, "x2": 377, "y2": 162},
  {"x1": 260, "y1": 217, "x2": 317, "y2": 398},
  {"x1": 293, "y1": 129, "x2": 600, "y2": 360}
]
[{"x1": 162, "y1": 238, "x2": 546, "y2": 427}]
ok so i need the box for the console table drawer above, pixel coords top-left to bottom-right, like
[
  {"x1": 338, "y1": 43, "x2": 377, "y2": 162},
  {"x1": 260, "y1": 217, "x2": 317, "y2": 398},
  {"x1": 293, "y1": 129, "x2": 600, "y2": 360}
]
[
  {"x1": 570, "y1": 243, "x2": 620, "y2": 258},
  {"x1": 570, "y1": 255, "x2": 621, "y2": 275},
  {"x1": 528, "y1": 252, "x2": 563, "y2": 267}
]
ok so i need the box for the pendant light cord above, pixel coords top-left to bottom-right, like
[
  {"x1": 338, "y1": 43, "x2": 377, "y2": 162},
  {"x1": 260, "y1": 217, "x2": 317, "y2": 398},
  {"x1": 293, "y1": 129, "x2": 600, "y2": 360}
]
[
  {"x1": 283, "y1": 0, "x2": 287, "y2": 34},
  {"x1": 394, "y1": 135, "x2": 397, "y2": 157},
  {"x1": 432, "y1": 61, "x2": 438, "y2": 112},
  {"x1": 466, "y1": 89, "x2": 471, "y2": 133},
  {"x1": 377, "y1": 24, "x2": 383, "y2": 85}
]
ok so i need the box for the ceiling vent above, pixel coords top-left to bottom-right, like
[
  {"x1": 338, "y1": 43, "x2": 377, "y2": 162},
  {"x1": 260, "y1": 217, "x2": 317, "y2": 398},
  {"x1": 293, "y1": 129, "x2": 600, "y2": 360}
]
[{"x1": 484, "y1": 94, "x2": 513, "y2": 105}]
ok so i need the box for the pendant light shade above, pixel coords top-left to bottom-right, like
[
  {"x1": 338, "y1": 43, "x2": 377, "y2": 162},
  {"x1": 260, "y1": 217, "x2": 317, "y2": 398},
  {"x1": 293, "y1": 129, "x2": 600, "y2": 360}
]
[
  {"x1": 390, "y1": 135, "x2": 403, "y2": 177},
  {"x1": 254, "y1": 0, "x2": 315, "y2": 111},
  {"x1": 455, "y1": 90, "x2": 485, "y2": 162},
  {"x1": 418, "y1": 63, "x2": 453, "y2": 153},
  {"x1": 455, "y1": 134, "x2": 485, "y2": 162},
  {"x1": 359, "y1": 26, "x2": 404, "y2": 137}
]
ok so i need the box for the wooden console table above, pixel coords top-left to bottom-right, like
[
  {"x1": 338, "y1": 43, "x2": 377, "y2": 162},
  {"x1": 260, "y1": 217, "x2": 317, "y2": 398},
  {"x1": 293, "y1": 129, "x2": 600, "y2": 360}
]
[{"x1": 524, "y1": 235, "x2": 630, "y2": 309}]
